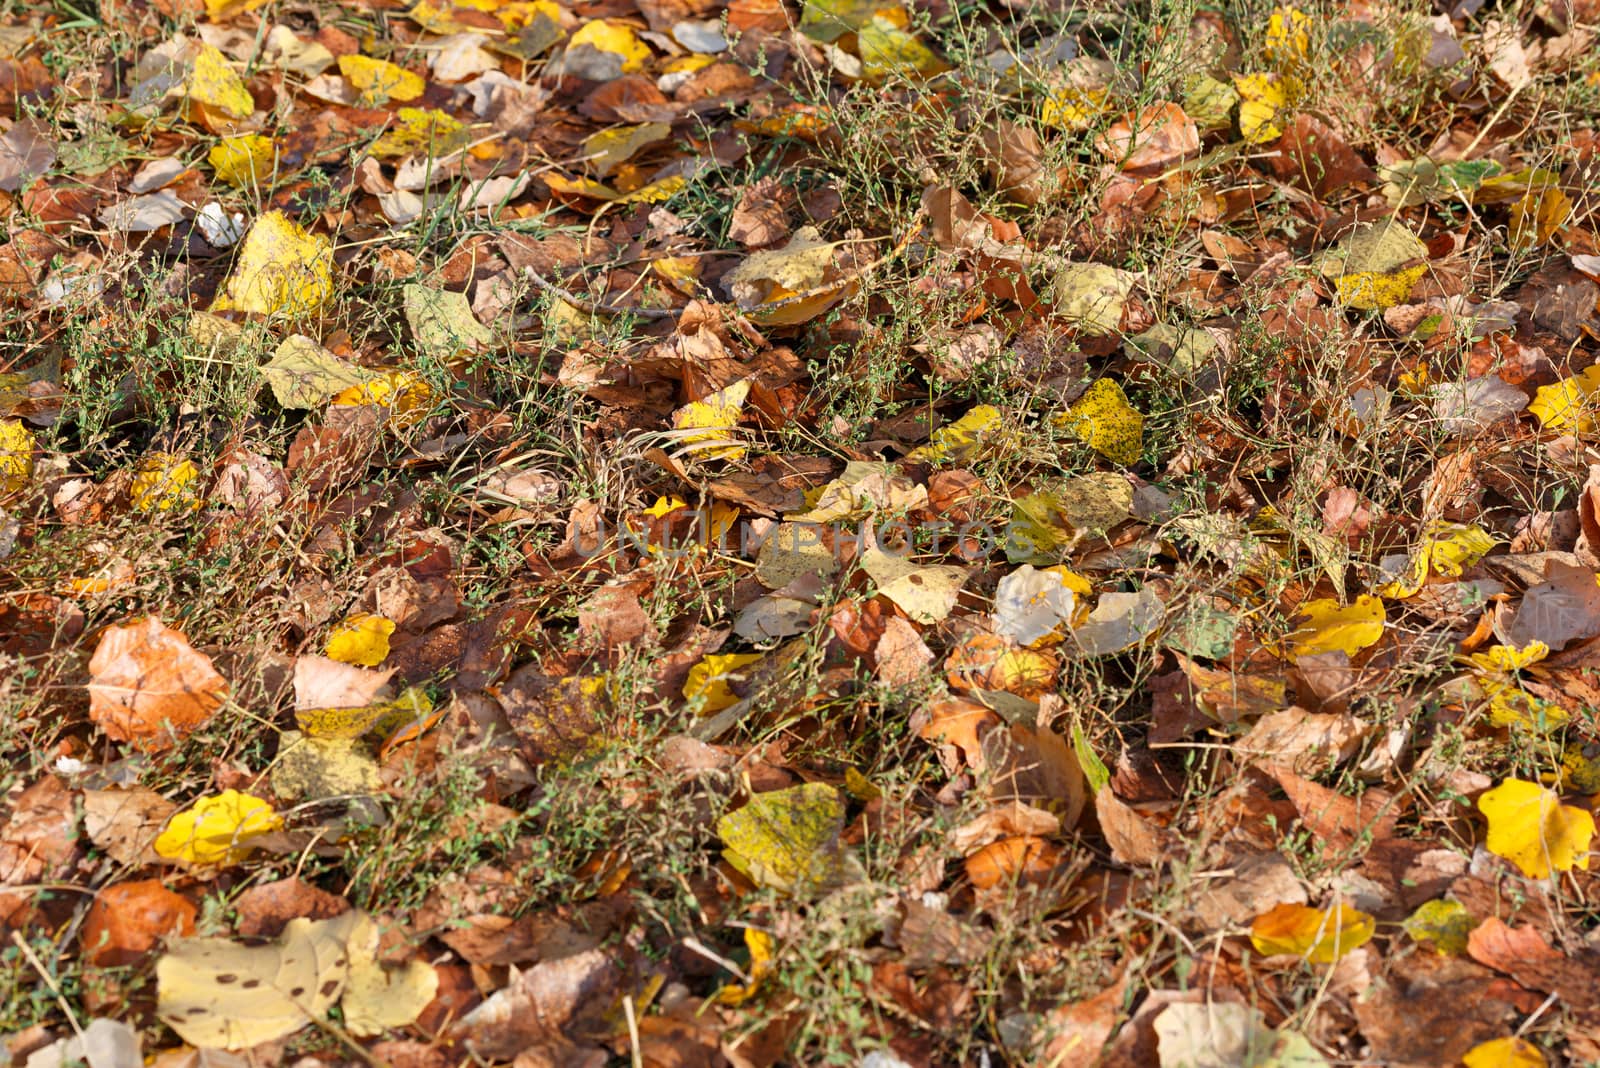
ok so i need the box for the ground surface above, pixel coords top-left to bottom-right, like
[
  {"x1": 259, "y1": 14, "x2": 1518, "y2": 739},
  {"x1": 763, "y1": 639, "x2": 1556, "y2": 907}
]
[{"x1": 2, "y1": 0, "x2": 1600, "y2": 1064}]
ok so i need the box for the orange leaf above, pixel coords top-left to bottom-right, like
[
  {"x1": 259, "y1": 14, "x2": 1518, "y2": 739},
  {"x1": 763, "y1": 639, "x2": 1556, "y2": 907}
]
[{"x1": 88, "y1": 618, "x2": 229, "y2": 751}]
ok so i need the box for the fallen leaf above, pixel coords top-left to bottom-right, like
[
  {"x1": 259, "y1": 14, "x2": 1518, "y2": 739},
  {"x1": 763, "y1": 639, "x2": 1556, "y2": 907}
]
[
  {"x1": 341, "y1": 912, "x2": 439, "y2": 1037},
  {"x1": 1250, "y1": 901, "x2": 1375, "y2": 963},
  {"x1": 992, "y1": 565, "x2": 1080, "y2": 645},
  {"x1": 338, "y1": 54, "x2": 425, "y2": 105},
  {"x1": 683, "y1": 652, "x2": 763, "y2": 713},
  {"x1": 404, "y1": 283, "x2": 494, "y2": 360},
  {"x1": 212, "y1": 210, "x2": 335, "y2": 318},
  {"x1": 208, "y1": 134, "x2": 276, "y2": 189},
  {"x1": 1285, "y1": 595, "x2": 1385, "y2": 661},
  {"x1": 1, "y1": 419, "x2": 35, "y2": 494},
  {"x1": 156, "y1": 911, "x2": 359, "y2": 1049},
  {"x1": 1071, "y1": 588, "x2": 1164, "y2": 655},
  {"x1": 88, "y1": 617, "x2": 228, "y2": 750},
  {"x1": 324, "y1": 613, "x2": 395, "y2": 667},
  {"x1": 1478, "y1": 777, "x2": 1594, "y2": 879},
  {"x1": 1055, "y1": 379, "x2": 1144, "y2": 464},
  {"x1": 716, "y1": 782, "x2": 853, "y2": 893},
  {"x1": 153, "y1": 790, "x2": 283, "y2": 866},
  {"x1": 1403, "y1": 898, "x2": 1475, "y2": 956},
  {"x1": 861, "y1": 548, "x2": 967, "y2": 624},
  {"x1": 567, "y1": 19, "x2": 653, "y2": 75},
  {"x1": 1463, "y1": 1037, "x2": 1547, "y2": 1068},
  {"x1": 1096, "y1": 102, "x2": 1199, "y2": 172},
  {"x1": 1049, "y1": 262, "x2": 1135, "y2": 336},
  {"x1": 1315, "y1": 221, "x2": 1428, "y2": 311},
  {"x1": 81, "y1": 879, "x2": 197, "y2": 966},
  {"x1": 262, "y1": 334, "x2": 376, "y2": 409},
  {"x1": 671, "y1": 379, "x2": 750, "y2": 461}
]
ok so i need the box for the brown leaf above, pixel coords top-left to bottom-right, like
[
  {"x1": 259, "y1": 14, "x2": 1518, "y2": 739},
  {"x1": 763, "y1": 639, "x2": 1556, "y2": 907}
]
[
  {"x1": 1037, "y1": 976, "x2": 1127, "y2": 1066},
  {"x1": 874, "y1": 616, "x2": 934, "y2": 686},
  {"x1": 1502, "y1": 560, "x2": 1600, "y2": 651},
  {"x1": 80, "y1": 880, "x2": 196, "y2": 966},
  {"x1": 1266, "y1": 114, "x2": 1376, "y2": 196},
  {"x1": 0, "y1": 776, "x2": 77, "y2": 887},
  {"x1": 1095, "y1": 786, "x2": 1173, "y2": 867},
  {"x1": 1270, "y1": 766, "x2": 1400, "y2": 862},
  {"x1": 983, "y1": 120, "x2": 1047, "y2": 207},
  {"x1": 233, "y1": 876, "x2": 351, "y2": 939},
  {"x1": 1096, "y1": 103, "x2": 1199, "y2": 174},
  {"x1": 87, "y1": 617, "x2": 229, "y2": 750},
  {"x1": 728, "y1": 176, "x2": 794, "y2": 249},
  {"x1": 82, "y1": 787, "x2": 175, "y2": 868},
  {"x1": 963, "y1": 835, "x2": 1063, "y2": 890},
  {"x1": 1352, "y1": 954, "x2": 1520, "y2": 1066},
  {"x1": 293, "y1": 654, "x2": 395, "y2": 710},
  {"x1": 1466, "y1": 916, "x2": 1600, "y2": 1011},
  {"x1": 1576, "y1": 464, "x2": 1600, "y2": 567},
  {"x1": 1234, "y1": 708, "x2": 1367, "y2": 774},
  {"x1": 451, "y1": 947, "x2": 619, "y2": 1060}
]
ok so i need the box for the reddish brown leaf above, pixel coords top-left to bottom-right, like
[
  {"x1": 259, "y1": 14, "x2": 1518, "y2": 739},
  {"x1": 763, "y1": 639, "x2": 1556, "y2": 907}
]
[{"x1": 87, "y1": 617, "x2": 229, "y2": 750}]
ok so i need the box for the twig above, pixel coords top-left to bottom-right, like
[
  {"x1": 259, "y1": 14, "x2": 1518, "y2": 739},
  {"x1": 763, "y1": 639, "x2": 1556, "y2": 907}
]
[{"x1": 522, "y1": 266, "x2": 677, "y2": 320}]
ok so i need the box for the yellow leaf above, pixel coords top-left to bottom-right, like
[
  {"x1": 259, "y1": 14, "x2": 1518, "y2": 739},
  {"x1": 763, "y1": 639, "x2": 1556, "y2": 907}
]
[
  {"x1": 403, "y1": 284, "x2": 493, "y2": 360},
  {"x1": 1482, "y1": 677, "x2": 1569, "y2": 731},
  {"x1": 1467, "y1": 641, "x2": 1549, "y2": 675},
  {"x1": 1285, "y1": 595, "x2": 1385, "y2": 661},
  {"x1": 325, "y1": 614, "x2": 396, "y2": 667},
  {"x1": 1, "y1": 419, "x2": 35, "y2": 495},
  {"x1": 208, "y1": 134, "x2": 276, "y2": 188},
  {"x1": 1402, "y1": 898, "x2": 1474, "y2": 956},
  {"x1": 1056, "y1": 379, "x2": 1144, "y2": 465},
  {"x1": 683, "y1": 652, "x2": 763, "y2": 713},
  {"x1": 369, "y1": 108, "x2": 471, "y2": 159},
  {"x1": 1316, "y1": 221, "x2": 1429, "y2": 312},
  {"x1": 1509, "y1": 186, "x2": 1571, "y2": 249},
  {"x1": 716, "y1": 782, "x2": 851, "y2": 893},
  {"x1": 157, "y1": 912, "x2": 359, "y2": 1050},
  {"x1": 905, "y1": 404, "x2": 1005, "y2": 463},
  {"x1": 671, "y1": 379, "x2": 750, "y2": 461},
  {"x1": 1048, "y1": 261, "x2": 1136, "y2": 335},
  {"x1": 713, "y1": 928, "x2": 776, "y2": 1005},
  {"x1": 861, "y1": 547, "x2": 967, "y2": 624},
  {"x1": 1479, "y1": 778, "x2": 1595, "y2": 878},
  {"x1": 989, "y1": 647, "x2": 1058, "y2": 696},
  {"x1": 1527, "y1": 364, "x2": 1600, "y2": 432},
  {"x1": 206, "y1": 0, "x2": 269, "y2": 19},
  {"x1": 130, "y1": 452, "x2": 204, "y2": 513},
  {"x1": 154, "y1": 790, "x2": 284, "y2": 866},
  {"x1": 185, "y1": 45, "x2": 254, "y2": 122},
  {"x1": 341, "y1": 913, "x2": 439, "y2": 1037},
  {"x1": 213, "y1": 211, "x2": 334, "y2": 318},
  {"x1": 644, "y1": 495, "x2": 688, "y2": 518},
  {"x1": 330, "y1": 369, "x2": 434, "y2": 428},
  {"x1": 338, "y1": 54, "x2": 426, "y2": 106},
  {"x1": 568, "y1": 19, "x2": 652, "y2": 73},
  {"x1": 1463, "y1": 1037, "x2": 1548, "y2": 1068},
  {"x1": 544, "y1": 172, "x2": 621, "y2": 201},
  {"x1": 1233, "y1": 71, "x2": 1290, "y2": 144},
  {"x1": 857, "y1": 15, "x2": 949, "y2": 81},
  {"x1": 1264, "y1": 6, "x2": 1311, "y2": 65},
  {"x1": 1039, "y1": 84, "x2": 1110, "y2": 131},
  {"x1": 1378, "y1": 521, "x2": 1497, "y2": 598},
  {"x1": 296, "y1": 687, "x2": 435, "y2": 741},
  {"x1": 1250, "y1": 901, "x2": 1375, "y2": 963},
  {"x1": 581, "y1": 122, "x2": 670, "y2": 177}
]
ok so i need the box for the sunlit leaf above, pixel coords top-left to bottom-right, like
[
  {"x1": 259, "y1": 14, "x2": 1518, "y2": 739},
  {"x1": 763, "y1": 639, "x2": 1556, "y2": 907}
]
[
  {"x1": 208, "y1": 134, "x2": 276, "y2": 189},
  {"x1": 1250, "y1": 901, "x2": 1374, "y2": 963},
  {"x1": 904, "y1": 404, "x2": 1006, "y2": 464},
  {"x1": 716, "y1": 782, "x2": 851, "y2": 893},
  {"x1": 1048, "y1": 262, "x2": 1135, "y2": 336},
  {"x1": 712, "y1": 928, "x2": 776, "y2": 1005},
  {"x1": 213, "y1": 210, "x2": 334, "y2": 318},
  {"x1": 330, "y1": 369, "x2": 435, "y2": 428},
  {"x1": 1264, "y1": 6, "x2": 1311, "y2": 65},
  {"x1": 671, "y1": 379, "x2": 750, "y2": 461},
  {"x1": 1527, "y1": 364, "x2": 1600, "y2": 432},
  {"x1": 1234, "y1": 71, "x2": 1292, "y2": 144},
  {"x1": 683, "y1": 652, "x2": 763, "y2": 713},
  {"x1": 325, "y1": 613, "x2": 396, "y2": 667},
  {"x1": 1315, "y1": 221, "x2": 1429, "y2": 312},
  {"x1": 154, "y1": 790, "x2": 283, "y2": 866},
  {"x1": 1462, "y1": 1038, "x2": 1547, "y2": 1068},
  {"x1": 185, "y1": 44, "x2": 254, "y2": 124},
  {"x1": 1055, "y1": 379, "x2": 1144, "y2": 464},
  {"x1": 857, "y1": 15, "x2": 949, "y2": 81},
  {"x1": 131, "y1": 452, "x2": 204, "y2": 513},
  {"x1": 567, "y1": 19, "x2": 652, "y2": 73},
  {"x1": 369, "y1": 108, "x2": 472, "y2": 159},
  {"x1": 0, "y1": 419, "x2": 34, "y2": 495},
  {"x1": 1285, "y1": 595, "x2": 1385, "y2": 661},
  {"x1": 1402, "y1": 898, "x2": 1474, "y2": 956},
  {"x1": 338, "y1": 54, "x2": 425, "y2": 106},
  {"x1": 1478, "y1": 777, "x2": 1594, "y2": 879}
]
